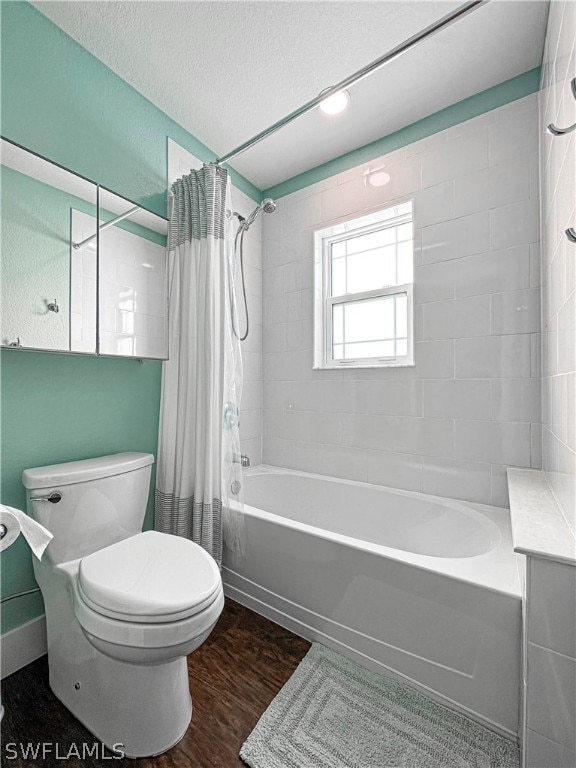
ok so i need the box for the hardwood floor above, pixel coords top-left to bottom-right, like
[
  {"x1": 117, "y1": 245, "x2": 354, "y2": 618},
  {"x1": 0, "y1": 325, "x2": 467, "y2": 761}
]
[{"x1": 0, "y1": 599, "x2": 311, "y2": 767}]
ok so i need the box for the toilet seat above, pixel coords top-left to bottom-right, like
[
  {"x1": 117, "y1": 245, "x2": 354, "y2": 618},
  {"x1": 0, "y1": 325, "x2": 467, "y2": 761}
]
[
  {"x1": 73, "y1": 579, "x2": 224, "y2": 655},
  {"x1": 71, "y1": 530, "x2": 224, "y2": 655},
  {"x1": 78, "y1": 530, "x2": 222, "y2": 624}
]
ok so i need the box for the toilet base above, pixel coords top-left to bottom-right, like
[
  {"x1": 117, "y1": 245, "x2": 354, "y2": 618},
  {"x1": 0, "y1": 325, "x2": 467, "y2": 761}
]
[
  {"x1": 34, "y1": 558, "x2": 197, "y2": 758},
  {"x1": 49, "y1": 637, "x2": 193, "y2": 758}
]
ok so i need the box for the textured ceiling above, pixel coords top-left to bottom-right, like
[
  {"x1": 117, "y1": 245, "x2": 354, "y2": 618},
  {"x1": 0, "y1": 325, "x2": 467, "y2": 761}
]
[{"x1": 31, "y1": 0, "x2": 548, "y2": 190}]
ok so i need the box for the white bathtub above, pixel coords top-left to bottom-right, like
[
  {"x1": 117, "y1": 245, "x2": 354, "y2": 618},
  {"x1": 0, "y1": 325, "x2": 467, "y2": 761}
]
[{"x1": 223, "y1": 466, "x2": 522, "y2": 738}]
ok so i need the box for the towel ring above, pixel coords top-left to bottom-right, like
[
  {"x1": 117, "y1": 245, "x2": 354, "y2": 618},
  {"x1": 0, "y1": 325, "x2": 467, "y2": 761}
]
[
  {"x1": 566, "y1": 228, "x2": 576, "y2": 244},
  {"x1": 547, "y1": 77, "x2": 576, "y2": 135},
  {"x1": 547, "y1": 121, "x2": 576, "y2": 136}
]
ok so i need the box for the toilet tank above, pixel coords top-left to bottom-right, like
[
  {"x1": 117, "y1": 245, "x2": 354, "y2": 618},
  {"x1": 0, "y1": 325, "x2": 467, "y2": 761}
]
[{"x1": 22, "y1": 453, "x2": 154, "y2": 565}]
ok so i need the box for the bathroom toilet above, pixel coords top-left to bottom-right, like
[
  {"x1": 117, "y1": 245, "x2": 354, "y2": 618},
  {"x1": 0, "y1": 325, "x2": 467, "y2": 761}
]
[{"x1": 23, "y1": 452, "x2": 224, "y2": 758}]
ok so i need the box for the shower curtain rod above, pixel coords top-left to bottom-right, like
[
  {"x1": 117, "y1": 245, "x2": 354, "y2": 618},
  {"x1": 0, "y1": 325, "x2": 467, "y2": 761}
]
[
  {"x1": 72, "y1": 205, "x2": 141, "y2": 250},
  {"x1": 215, "y1": 0, "x2": 490, "y2": 167}
]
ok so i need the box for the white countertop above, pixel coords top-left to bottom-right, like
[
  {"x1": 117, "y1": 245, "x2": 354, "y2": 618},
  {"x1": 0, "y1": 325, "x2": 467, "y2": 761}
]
[{"x1": 507, "y1": 468, "x2": 576, "y2": 566}]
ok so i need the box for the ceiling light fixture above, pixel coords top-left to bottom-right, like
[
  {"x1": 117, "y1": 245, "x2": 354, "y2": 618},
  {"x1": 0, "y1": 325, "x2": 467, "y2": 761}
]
[
  {"x1": 318, "y1": 88, "x2": 351, "y2": 116},
  {"x1": 367, "y1": 170, "x2": 391, "y2": 187}
]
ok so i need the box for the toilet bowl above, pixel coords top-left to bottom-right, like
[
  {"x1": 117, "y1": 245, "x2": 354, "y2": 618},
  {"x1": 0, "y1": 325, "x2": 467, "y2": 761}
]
[
  {"x1": 23, "y1": 453, "x2": 224, "y2": 758},
  {"x1": 74, "y1": 531, "x2": 224, "y2": 664}
]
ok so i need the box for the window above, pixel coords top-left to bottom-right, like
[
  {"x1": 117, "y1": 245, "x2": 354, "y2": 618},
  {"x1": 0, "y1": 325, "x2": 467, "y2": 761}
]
[{"x1": 314, "y1": 201, "x2": 414, "y2": 368}]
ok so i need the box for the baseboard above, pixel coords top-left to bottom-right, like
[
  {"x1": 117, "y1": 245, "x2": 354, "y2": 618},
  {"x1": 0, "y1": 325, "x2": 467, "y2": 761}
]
[{"x1": 1, "y1": 615, "x2": 47, "y2": 679}]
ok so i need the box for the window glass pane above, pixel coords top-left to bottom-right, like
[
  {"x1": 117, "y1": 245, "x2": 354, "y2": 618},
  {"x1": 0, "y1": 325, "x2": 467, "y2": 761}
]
[
  {"x1": 343, "y1": 340, "x2": 395, "y2": 359},
  {"x1": 331, "y1": 257, "x2": 346, "y2": 296},
  {"x1": 332, "y1": 292, "x2": 409, "y2": 361},
  {"x1": 331, "y1": 241, "x2": 346, "y2": 259},
  {"x1": 332, "y1": 304, "x2": 344, "y2": 343},
  {"x1": 396, "y1": 338, "x2": 408, "y2": 357},
  {"x1": 397, "y1": 241, "x2": 413, "y2": 284},
  {"x1": 343, "y1": 295, "x2": 395, "y2": 342},
  {"x1": 381, "y1": 245, "x2": 398, "y2": 287},
  {"x1": 380, "y1": 339, "x2": 397, "y2": 357},
  {"x1": 346, "y1": 227, "x2": 395, "y2": 254},
  {"x1": 345, "y1": 247, "x2": 395, "y2": 293},
  {"x1": 395, "y1": 293, "x2": 408, "y2": 338},
  {"x1": 397, "y1": 222, "x2": 413, "y2": 242}
]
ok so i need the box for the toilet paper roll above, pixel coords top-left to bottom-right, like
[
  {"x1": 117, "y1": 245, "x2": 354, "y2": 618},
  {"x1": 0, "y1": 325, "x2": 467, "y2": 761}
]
[
  {"x1": 0, "y1": 509, "x2": 21, "y2": 551},
  {"x1": 0, "y1": 504, "x2": 53, "y2": 559}
]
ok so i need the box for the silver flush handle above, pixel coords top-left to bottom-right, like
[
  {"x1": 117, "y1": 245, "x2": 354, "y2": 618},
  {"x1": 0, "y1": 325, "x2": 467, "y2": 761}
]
[{"x1": 30, "y1": 492, "x2": 62, "y2": 504}]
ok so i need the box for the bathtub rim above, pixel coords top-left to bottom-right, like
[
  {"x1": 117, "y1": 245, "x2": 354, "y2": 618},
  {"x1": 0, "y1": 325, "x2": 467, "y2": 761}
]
[{"x1": 232, "y1": 464, "x2": 522, "y2": 600}]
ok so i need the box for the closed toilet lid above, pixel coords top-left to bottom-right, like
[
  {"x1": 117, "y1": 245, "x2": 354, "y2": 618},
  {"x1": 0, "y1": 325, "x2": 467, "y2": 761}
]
[{"x1": 79, "y1": 530, "x2": 221, "y2": 621}]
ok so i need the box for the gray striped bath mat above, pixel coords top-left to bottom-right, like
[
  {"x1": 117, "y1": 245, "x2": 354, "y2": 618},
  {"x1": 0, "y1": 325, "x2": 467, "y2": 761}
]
[{"x1": 240, "y1": 643, "x2": 519, "y2": 768}]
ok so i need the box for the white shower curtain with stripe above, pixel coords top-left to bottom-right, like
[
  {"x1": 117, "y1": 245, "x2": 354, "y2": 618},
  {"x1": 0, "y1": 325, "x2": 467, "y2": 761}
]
[{"x1": 155, "y1": 164, "x2": 244, "y2": 565}]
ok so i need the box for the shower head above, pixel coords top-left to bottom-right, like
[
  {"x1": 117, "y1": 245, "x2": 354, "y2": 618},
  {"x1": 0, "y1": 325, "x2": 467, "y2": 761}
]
[
  {"x1": 261, "y1": 198, "x2": 277, "y2": 214},
  {"x1": 241, "y1": 198, "x2": 277, "y2": 230}
]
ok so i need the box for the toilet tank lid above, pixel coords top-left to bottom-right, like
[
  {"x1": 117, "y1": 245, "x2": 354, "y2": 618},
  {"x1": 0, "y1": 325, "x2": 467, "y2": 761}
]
[{"x1": 22, "y1": 452, "x2": 154, "y2": 489}]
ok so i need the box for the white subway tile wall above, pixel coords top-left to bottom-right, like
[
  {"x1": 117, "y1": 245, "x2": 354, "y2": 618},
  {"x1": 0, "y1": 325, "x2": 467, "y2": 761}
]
[
  {"x1": 540, "y1": 0, "x2": 576, "y2": 534},
  {"x1": 262, "y1": 93, "x2": 541, "y2": 507},
  {"x1": 232, "y1": 187, "x2": 263, "y2": 466}
]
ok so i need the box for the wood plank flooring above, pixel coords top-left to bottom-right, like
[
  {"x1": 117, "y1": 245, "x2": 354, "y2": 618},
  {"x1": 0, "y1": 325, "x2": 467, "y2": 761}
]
[{"x1": 0, "y1": 599, "x2": 311, "y2": 767}]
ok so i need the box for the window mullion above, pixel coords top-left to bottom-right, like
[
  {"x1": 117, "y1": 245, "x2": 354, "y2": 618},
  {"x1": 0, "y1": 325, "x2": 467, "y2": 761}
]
[{"x1": 330, "y1": 284, "x2": 411, "y2": 305}]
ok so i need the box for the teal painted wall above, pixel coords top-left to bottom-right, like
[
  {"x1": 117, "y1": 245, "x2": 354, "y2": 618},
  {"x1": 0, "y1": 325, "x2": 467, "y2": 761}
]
[
  {"x1": 0, "y1": 351, "x2": 162, "y2": 633},
  {"x1": 0, "y1": 2, "x2": 260, "y2": 208},
  {"x1": 0, "y1": 1, "x2": 250, "y2": 636},
  {"x1": 264, "y1": 67, "x2": 542, "y2": 200}
]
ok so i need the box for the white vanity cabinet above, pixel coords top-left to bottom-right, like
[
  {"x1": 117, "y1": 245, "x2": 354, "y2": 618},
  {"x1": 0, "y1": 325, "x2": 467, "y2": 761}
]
[{"x1": 508, "y1": 469, "x2": 576, "y2": 768}]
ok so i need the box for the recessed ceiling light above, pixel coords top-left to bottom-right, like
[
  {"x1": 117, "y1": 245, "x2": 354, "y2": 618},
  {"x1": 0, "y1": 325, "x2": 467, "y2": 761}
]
[
  {"x1": 319, "y1": 88, "x2": 350, "y2": 116},
  {"x1": 367, "y1": 170, "x2": 391, "y2": 187}
]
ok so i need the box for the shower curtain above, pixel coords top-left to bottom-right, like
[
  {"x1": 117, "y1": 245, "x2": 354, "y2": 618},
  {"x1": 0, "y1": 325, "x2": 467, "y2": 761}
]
[{"x1": 155, "y1": 164, "x2": 244, "y2": 565}]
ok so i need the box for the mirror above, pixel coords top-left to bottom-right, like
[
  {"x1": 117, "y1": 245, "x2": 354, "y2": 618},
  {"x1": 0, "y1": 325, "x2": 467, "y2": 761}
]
[
  {"x1": 1, "y1": 138, "x2": 98, "y2": 353},
  {"x1": 95, "y1": 189, "x2": 168, "y2": 359},
  {"x1": 1, "y1": 139, "x2": 169, "y2": 360}
]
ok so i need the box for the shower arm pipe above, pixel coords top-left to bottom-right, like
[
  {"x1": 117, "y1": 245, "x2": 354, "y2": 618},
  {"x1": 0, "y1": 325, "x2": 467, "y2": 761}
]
[
  {"x1": 214, "y1": 0, "x2": 490, "y2": 166},
  {"x1": 73, "y1": 205, "x2": 141, "y2": 250}
]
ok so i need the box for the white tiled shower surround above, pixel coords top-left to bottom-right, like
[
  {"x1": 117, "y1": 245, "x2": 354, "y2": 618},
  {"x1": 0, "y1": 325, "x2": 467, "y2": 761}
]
[
  {"x1": 540, "y1": 0, "x2": 576, "y2": 533},
  {"x1": 262, "y1": 94, "x2": 541, "y2": 508},
  {"x1": 167, "y1": 141, "x2": 263, "y2": 465},
  {"x1": 233, "y1": 195, "x2": 263, "y2": 467}
]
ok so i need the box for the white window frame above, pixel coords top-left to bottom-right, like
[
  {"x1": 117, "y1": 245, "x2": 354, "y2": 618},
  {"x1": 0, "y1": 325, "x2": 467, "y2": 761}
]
[{"x1": 314, "y1": 203, "x2": 414, "y2": 369}]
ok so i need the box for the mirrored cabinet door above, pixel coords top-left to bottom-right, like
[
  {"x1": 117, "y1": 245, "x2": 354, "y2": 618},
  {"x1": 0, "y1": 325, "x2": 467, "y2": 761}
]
[
  {"x1": 1, "y1": 139, "x2": 169, "y2": 360},
  {"x1": 1, "y1": 138, "x2": 98, "y2": 353},
  {"x1": 97, "y1": 188, "x2": 169, "y2": 359}
]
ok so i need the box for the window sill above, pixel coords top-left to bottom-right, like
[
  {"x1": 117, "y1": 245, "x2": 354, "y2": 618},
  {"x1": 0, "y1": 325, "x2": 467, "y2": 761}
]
[{"x1": 313, "y1": 361, "x2": 415, "y2": 370}]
